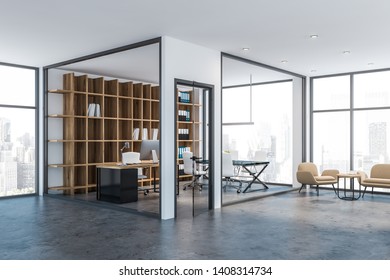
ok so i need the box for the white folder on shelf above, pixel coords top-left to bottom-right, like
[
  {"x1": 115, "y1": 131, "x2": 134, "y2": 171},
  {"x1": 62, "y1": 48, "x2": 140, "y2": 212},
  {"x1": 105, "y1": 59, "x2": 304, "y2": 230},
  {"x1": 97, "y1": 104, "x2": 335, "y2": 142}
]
[
  {"x1": 142, "y1": 128, "x2": 148, "y2": 140},
  {"x1": 152, "y1": 128, "x2": 159, "y2": 140},
  {"x1": 94, "y1": 104, "x2": 101, "y2": 117},
  {"x1": 133, "y1": 128, "x2": 140, "y2": 140},
  {"x1": 87, "y1": 103, "x2": 96, "y2": 117},
  {"x1": 152, "y1": 149, "x2": 159, "y2": 163}
]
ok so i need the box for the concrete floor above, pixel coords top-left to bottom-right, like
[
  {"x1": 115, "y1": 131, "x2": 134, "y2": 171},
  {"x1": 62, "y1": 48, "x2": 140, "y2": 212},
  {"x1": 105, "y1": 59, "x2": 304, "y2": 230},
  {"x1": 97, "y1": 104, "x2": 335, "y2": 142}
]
[
  {"x1": 61, "y1": 181, "x2": 292, "y2": 218},
  {"x1": 1, "y1": 188, "x2": 390, "y2": 260}
]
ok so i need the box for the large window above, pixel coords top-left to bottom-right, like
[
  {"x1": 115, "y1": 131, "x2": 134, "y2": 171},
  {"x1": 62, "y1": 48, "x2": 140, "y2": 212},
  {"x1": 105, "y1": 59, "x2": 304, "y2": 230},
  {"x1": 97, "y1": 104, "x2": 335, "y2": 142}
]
[
  {"x1": 0, "y1": 63, "x2": 37, "y2": 197},
  {"x1": 312, "y1": 69, "x2": 390, "y2": 177},
  {"x1": 312, "y1": 111, "x2": 350, "y2": 172},
  {"x1": 312, "y1": 75, "x2": 351, "y2": 172},
  {"x1": 223, "y1": 81, "x2": 293, "y2": 184},
  {"x1": 354, "y1": 109, "x2": 390, "y2": 171}
]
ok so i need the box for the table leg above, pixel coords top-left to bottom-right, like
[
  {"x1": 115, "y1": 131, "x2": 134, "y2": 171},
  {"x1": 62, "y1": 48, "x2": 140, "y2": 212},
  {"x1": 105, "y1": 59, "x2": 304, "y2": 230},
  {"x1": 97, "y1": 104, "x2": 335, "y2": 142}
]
[
  {"x1": 242, "y1": 163, "x2": 269, "y2": 193},
  {"x1": 337, "y1": 177, "x2": 362, "y2": 200},
  {"x1": 96, "y1": 168, "x2": 100, "y2": 200},
  {"x1": 153, "y1": 167, "x2": 157, "y2": 192}
]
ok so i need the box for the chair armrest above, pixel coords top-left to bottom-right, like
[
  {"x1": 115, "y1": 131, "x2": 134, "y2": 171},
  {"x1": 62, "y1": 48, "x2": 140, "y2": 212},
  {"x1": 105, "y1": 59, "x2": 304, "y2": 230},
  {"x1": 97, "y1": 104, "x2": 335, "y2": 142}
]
[
  {"x1": 357, "y1": 171, "x2": 367, "y2": 184},
  {"x1": 297, "y1": 171, "x2": 317, "y2": 185},
  {"x1": 321, "y1": 169, "x2": 339, "y2": 179}
]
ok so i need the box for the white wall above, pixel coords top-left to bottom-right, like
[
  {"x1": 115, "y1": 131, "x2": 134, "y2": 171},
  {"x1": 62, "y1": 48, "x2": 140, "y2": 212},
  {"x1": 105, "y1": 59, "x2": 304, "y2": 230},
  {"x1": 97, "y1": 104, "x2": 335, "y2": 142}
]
[
  {"x1": 160, "y1": 36, "x2": 222, "y2": 220},
  {"x1": 305, "y1": 78, "x2": 311, "y2": 161},
  {"x1": 292, "y1": 77, "x2": 304, "y2": 187}
]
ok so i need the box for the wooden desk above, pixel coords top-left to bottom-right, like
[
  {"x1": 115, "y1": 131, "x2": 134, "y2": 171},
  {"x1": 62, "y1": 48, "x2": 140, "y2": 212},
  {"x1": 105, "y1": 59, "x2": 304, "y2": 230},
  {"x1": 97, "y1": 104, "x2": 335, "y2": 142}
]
[{"x1": 96, "y1": 161, "x2": 159, "y2": 203}]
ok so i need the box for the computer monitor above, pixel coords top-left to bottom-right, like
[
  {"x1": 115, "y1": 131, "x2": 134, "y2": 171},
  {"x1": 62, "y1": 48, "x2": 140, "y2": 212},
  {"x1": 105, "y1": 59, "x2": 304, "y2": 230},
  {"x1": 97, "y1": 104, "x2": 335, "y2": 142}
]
[{"x1": 139, "y1": 140, "x2": 159, "y2": 161}]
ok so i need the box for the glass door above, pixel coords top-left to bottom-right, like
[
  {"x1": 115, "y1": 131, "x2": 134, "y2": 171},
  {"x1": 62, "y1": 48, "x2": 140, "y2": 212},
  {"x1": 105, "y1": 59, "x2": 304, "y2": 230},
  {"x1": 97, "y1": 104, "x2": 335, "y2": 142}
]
[{"x1": 175, "y1": 79, "x2": 213, "y2": 218}]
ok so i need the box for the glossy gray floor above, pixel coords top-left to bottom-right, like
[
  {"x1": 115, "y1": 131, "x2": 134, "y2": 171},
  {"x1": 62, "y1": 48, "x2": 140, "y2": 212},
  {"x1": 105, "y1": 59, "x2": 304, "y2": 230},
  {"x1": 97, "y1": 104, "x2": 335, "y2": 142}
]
[{"x1": 1, "y1": 188, "x2": 390, "y2": 260}]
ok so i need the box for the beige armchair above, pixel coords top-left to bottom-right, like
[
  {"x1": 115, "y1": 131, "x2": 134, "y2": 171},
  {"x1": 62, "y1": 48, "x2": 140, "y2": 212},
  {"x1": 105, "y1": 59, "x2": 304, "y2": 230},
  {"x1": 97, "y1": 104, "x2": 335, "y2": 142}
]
[
  {"x1": 296, "y1": 162, "x2": 339, "y2": 195},
  {"x1": 357, "y1": 164, "x2": 390, "y2": 197}
]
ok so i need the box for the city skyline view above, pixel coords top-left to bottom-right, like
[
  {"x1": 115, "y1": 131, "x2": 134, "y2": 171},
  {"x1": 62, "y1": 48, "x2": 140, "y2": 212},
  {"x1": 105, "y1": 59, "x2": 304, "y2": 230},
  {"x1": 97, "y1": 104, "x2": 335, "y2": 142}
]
[
  {"x1": 0, "y1": 115, "x2": 36, "y2": 196},
  {"x1": 0, "y1": 64, "x2": 37, "y2": 197},
  {"x1": 312, "y1": 70, "x2": 390, "y2": 180}
]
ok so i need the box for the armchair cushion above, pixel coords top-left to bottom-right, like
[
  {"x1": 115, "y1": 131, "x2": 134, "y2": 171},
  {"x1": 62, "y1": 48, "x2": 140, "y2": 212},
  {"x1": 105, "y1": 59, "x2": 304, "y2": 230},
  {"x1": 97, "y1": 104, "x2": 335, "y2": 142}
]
[
  {"x1": 363, "y1": 178, "x2": 390, "y2": 186},
  {"x1": 315, "y1": 175, "x2": 337, "y2": 182}
]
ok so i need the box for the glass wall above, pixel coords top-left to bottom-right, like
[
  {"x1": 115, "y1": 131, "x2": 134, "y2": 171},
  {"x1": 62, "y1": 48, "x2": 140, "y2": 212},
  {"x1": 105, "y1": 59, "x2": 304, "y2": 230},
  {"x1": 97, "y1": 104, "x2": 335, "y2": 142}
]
[
  {"x1": 223, "y1": 81, "x2": 293, "y2": 184},
  {"x1": 0, "y1": 63, "x2": 38, "y2": 197},
  {"x1": 45, "y1": 40, "x2": 161, "y2": 217},
  {"x1": 312, "y1": 69, "x2": 390, "y2": 178}
]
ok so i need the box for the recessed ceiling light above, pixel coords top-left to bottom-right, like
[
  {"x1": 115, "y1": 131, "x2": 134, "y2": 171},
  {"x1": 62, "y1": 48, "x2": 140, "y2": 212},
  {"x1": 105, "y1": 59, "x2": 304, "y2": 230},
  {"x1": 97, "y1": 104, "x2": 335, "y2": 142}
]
[
  {"x1": 343, "y1": 50, "x2": 351, "y2": 55},
  {"x1": 310, "y1": 34, "x2": 319, "y2": 39},
  {"x1": 242, "y1": 47, "x2": 250, "y2": 51},
  {"x1": 281, "y1": 60, "x2": 288, "y2": 63}
]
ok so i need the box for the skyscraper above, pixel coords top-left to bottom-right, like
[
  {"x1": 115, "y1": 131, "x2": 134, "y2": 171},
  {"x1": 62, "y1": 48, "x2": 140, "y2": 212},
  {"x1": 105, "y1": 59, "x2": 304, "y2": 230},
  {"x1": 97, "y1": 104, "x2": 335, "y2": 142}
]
[
  {"x1": 0, "y1": 118, "x2": 11, "y2": 143},
  {"x1": 369, "y1": 122, "x2": 387, "y2": 160}
]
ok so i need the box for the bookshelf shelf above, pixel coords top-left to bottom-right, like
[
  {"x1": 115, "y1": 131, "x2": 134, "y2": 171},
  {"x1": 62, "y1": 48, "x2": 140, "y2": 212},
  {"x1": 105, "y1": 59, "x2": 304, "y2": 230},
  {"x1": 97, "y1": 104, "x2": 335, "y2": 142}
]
[{"x1": 47, "y1": 72, "x2": 160, "y2": 195}]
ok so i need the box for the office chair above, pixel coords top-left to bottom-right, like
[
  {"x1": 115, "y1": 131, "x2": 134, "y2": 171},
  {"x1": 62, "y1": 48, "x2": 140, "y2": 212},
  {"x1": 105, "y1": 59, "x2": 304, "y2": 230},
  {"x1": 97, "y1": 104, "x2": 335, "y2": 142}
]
[
  {"x1": 237, "y1": 149, "x2": 267, "y2": 178},
  {"x1": 254, "y1": 150, "x2": 267, "y2": 162},
  {"x1": 229, "y1": 150, "x2": 239, "y2": 160},
  {"x1": 222, "y1": 152, "x2": 242, "y2": 193},
  {"x1": 182, "y1": 151, "x2": 207, "y2": 191}
]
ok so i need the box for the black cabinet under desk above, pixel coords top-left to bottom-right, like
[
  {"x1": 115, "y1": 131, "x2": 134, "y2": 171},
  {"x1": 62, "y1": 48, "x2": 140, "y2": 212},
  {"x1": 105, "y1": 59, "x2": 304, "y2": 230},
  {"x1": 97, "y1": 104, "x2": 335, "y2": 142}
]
[{"x1": 97, "y1": 166, "x2": 138, "y2": 203}]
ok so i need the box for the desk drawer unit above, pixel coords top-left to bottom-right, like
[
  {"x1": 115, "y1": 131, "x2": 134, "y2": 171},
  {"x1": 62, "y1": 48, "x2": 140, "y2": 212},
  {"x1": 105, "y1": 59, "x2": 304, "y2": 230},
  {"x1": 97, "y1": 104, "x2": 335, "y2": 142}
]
[{"x1": 97, "y1": 168, "x2": 138, "y2": 203}]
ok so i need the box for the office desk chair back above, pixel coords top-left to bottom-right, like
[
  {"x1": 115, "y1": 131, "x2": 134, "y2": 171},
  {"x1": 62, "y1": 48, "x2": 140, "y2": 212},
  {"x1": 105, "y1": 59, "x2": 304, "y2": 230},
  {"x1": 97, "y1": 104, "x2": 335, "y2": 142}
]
[
  {"x1": 222, "y1": 152, "x2": 242, "y2": 193},
  {"x1": 182, "y1": 151, "x2": 206, "y2": 191}
]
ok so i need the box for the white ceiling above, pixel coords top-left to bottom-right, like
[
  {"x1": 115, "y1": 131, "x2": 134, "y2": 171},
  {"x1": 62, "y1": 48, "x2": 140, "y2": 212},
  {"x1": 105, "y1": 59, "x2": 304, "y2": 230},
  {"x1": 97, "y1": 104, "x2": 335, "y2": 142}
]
[
  {"x1": 2, "y1": 0, "x2": 390, "y2": 78},
  {"x1": 222, "y1": 56, "x2": 294, "y2": 86}
]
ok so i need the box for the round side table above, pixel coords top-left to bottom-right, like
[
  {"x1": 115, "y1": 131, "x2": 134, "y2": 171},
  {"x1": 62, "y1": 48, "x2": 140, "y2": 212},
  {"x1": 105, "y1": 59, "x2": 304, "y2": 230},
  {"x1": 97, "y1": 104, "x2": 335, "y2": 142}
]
[{"x1": 336, "y1": 173, "x2": 362, "y2": 200}]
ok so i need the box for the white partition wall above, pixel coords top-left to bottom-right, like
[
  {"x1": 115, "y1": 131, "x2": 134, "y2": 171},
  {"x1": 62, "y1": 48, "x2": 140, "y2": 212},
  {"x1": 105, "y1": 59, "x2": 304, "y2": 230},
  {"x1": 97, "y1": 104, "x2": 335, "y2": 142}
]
[
  {"x1": 292, "y1": 76, "x2": 304, "y2": 187},
  {"x1": 160, "y1": 36, "x2": 221, "y2": 220}
]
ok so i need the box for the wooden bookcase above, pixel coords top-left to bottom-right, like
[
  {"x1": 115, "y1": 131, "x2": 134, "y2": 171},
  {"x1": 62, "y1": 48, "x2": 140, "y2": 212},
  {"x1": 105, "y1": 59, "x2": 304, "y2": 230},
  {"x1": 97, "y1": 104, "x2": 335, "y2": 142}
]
[
  {"x1": 47, "y1": 72, "x2": 160, "y2": 195},
  {"x1": 177, "y1": 88, "x2": 203, "y2": 180}
]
